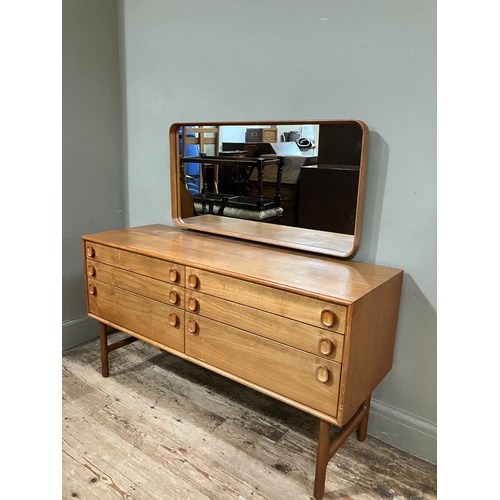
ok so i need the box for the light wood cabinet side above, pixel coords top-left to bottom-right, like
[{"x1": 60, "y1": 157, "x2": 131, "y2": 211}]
[{"x1": 337, "y1": 271, "x2": 404, "y2": 425}]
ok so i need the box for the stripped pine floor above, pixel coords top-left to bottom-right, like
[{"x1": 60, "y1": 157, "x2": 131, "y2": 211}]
[{"x1": 62, "y1": 332, "x2": 437, "y2": 500}]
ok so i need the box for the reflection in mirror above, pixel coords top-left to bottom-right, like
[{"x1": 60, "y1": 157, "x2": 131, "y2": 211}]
[{"x1": 170, "y1": 120, "x2": 368, "y2": 258}]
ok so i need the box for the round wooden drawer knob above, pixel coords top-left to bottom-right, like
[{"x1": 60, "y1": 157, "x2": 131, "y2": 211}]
[
  {"x1": 87, "y1": 265, "x2": 96, "y2": 277},
  {"x1": 319, "y1": 338, "x2": 333, "y2": 356},
  {"x1": 188, "y1": 297, "x2": 199, "y2": 312},
  {"x1": 321, "y1": 309, "x2": 336, "y2": 328},
  {"x1": 86, "y1": 246, "x2": 95, "y2": 258},
  {"x1": 188, "y1": 274, "x2": 199, "y2": 289},
  {"x1": 315, "y1": 365, "x2": 330, "y2": 384},
  {"x1": 187, "y1": 319, "x2": 198, "y2": 334},
  {"x1": 169, "y1": 290, "x2": 179, "y2": 305},
  {"x1": 168, "y1": 313, "x2": 179, "y2": 327},
  {"x1": 169, "y1": 269, "x2": 179, "y2": 283},
  {"x1": 88, "y1": 284, "x2": 97, "y2": 296}
]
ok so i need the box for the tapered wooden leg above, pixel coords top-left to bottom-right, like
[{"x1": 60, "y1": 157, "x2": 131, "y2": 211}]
[
  {"x1": 312, "y1": 395, "x2": 372, "y2": 499},
  {"x1": 99, "y1": 322, "x2": 110, "y2": 378},
  {"x1": 314, "y1": 419, "x2": 331, "y2": 500},
  {"x1": 356, "y1": 395, "x2": 371, "y2": 441},
  {"x1": 98, "y1": 322, "x2": 139, "y2": 377}
]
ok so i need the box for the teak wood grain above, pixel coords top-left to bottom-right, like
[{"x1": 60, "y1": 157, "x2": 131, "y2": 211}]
[
  {"x1": 85, "y1": 240, "x2": 185, "y2": 286},
  {"x1": 187, "y1": 290, "x2": 344, "y2": 362},
  {"x1": 186, "y1": 266, "x2": 347, "y2": 333},
  {"x1": 184, "y1": 315, "x2": 342, "y2": 417},
  {"x1": 339, "y1": 275, "x2": 403, "y2": 422},
  {"x1": 88, "y1": 259, "x2": 185, "y2": 308},
  {"x1": 176, "y1": 214, "x2": 357, "y2": 257},
  {"x1": 88, "y1": 281, "x2": 185, "y2": 353},
  {"x1": 83, "y1": 224, "x2": 397, "y2": 304},
  {"x1": 81, "y1": 223, "x2": 404, "y2": 499}
]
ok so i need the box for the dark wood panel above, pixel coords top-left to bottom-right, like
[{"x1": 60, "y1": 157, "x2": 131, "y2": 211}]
[{"x1": 298, "y1": 167, "x2": 360, "y2": 235}]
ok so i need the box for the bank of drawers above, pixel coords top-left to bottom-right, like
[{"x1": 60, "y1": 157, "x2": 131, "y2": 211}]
[
  {"x1": 85, "y1": 243, "x2": 185, "y2": 352},
  {"x1": 184, "y1": 267, "x2": 346, "y2": 418},
  {"x1": 185, "y1": 267, "x2": 346, "y2": 333},
  {"x1": 85, "y1": 245, "x2": 346, "y2": 418}
]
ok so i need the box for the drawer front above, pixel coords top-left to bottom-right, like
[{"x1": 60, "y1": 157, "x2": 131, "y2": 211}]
[
  {"x1": 186, "y1": 291, "x2": 343, "y2": 362},
  {"x1": 185, "y1": 267, "x2": 346, "y2": 333},
  {"x1": 185, "y1": 315, "x2": 341, "y2": 417},
  {"x1": 86, "y1": 260, "x2": 184, "y2": 308},
  {"x1": 84, "y1": 242, "x2": 184, "y2": 286},
  {"x1": 87, "y1": 281, "x2": 184, "y2": 352}
]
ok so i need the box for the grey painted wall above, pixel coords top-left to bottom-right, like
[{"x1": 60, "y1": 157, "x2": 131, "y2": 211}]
[
  {"x1": 62, "y1": 0, "x2": 436, "y2": 464},
  {"x1": 120, "y1": 0, "x2": 436, "y2": 463},
  {"x1": 62, "y1": 0, "x2": 124, "y2": 349}
]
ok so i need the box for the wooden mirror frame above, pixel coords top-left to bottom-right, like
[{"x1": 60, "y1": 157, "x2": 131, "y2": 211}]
[{"x1": 169, "y1": 119, "x2": 369, "y2": 258}]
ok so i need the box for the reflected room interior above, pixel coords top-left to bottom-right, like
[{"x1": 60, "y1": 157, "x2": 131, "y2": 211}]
[{"x1": 170, "y1": 120, "x2": 369, "y2": 259}]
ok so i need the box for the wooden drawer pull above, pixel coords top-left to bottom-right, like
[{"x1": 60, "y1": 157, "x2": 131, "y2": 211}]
[
  {"x1": 319, "y1": 338, "x2": 333, "y2": 356},
  {"x1": 86, "y1": 246, "x2": 95, "y2": 258},
  {"x1": 188, "y1": 274, "x2": 199, "y2": 289},
  {"x1": 187, "y1": 297, "x2": 199, "y2": 312},
  {"x1": 187, "y1": 319, "x2": 198, "y2": 334},
  {"x1": 169, "y1": 269, "x2": 179, "y2": 283},
  {"x1": 321, "y1": 309, "x2": 336, "y2": 328},
  {"x1": 168, "y1": 313, "x2": 179, "y2": 327},
  {"x1": 169, "y1": 290, "x2": 179, "y2": 305},
  {"x1": 88, "y1": 284, "x2": 97, "y2": 296},
  {"x1": 87, "y1": 264, "x2": 96, "y2": 277},
  {"x1": 315, "y1": 365, "x2": 330, "y2": 384}
]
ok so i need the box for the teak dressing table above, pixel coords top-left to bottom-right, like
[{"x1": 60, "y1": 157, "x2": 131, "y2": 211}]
[{"x1": 82, "y1": 120, "x2": 403, "y2": 499}]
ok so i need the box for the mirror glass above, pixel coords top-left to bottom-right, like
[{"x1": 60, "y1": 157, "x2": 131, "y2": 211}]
[{"x1": 169, "y1": 120, "x2": 368, "y2": 258}]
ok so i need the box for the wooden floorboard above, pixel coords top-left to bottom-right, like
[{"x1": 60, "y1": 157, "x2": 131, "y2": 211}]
[{"x1": 62, "y1": 332, "x2": 437, "y2": 500}]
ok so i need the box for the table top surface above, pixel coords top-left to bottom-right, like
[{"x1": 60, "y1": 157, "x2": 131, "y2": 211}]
[{"x1": 83, "y1": 224, "x2": 403, "y2": 305}]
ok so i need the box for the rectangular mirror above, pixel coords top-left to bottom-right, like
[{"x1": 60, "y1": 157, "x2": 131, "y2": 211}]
[{"x1": 169, "y1": 120, "x2": 368, "y2": 258}]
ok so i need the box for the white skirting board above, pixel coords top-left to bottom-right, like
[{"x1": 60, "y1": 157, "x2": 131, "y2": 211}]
[
  {"x1": 62, "y1": 316, "x2": 98, "y2": 351},
  {"x1": 368, "y1": 398, "x2": 437, "y2": 465}
]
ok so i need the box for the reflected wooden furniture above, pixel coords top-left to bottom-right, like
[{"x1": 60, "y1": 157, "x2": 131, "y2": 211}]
[
  {"x1": 298, "y1": 165, "x2": 360, "y2": 235},
  {"x1": 172, "y1": 120, "x2": 369, "y2": 259},
  {"x1": 180, "y1": 155, "x2": 284, "y2": 218},
  {"x1": 249, "y1": 156, "x2": 304, "y2": 226},
  {"x1": 82, "y1": 224, "x2": 403, "y2": 499},
  {"x1": 220, "y1": 141, "x2": 305, "y2": 197},
  {"x1": 217, "y1": 149, "x2": 253, "y2": 195}
]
